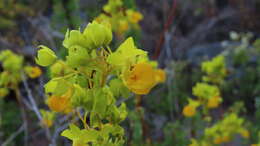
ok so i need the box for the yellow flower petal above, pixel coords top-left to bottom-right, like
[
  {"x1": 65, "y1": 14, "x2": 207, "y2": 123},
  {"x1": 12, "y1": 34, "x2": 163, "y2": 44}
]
[
  {"x1": 124, "y1": 62, "x2": 157, "y2": 95},
  {"x1": 26, "y1": 66, "x2": 42, "y2": 78},
  {"x1": 222, "y1": 135, "x2": 231, "y2": 143},
  {"x1": 240, "y1": 129, "x2": 250, "y2": 139},
  {"x1": 129, "y1": 11, "x2": 143, "y2": 24},
  {"x1": 183, "y1": 105, "x2": 196, "y2": 117},
  {"x1": 47, "y1": 89, "x2": 72, "y2": 113},
  {"x1": 213, "y1": 137, "x2": 223, "y2": 144}
]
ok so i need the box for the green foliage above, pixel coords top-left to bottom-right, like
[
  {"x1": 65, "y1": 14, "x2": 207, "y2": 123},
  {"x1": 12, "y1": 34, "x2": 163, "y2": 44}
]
[
  {"x1": 51, "y1": 0, "x2": 81, "y2": 33},
  {"x1": 161, "y1": 122, "x2": 189, "y2": 146},
  {"x1": 190, "y1": 112, "x2": 249, "y2": 145},
  {"x1": 0, "y1": 0, "x2": 33, "y2": 29},
  {"x1": 61, "y1": 124, "x2": 125, "y2": 146},
  {"x1": 0, "y1": 100, "x2": 23, "y2": 145},
  {"x1": 192, "y1": 83, "x2": 220, "y2": 100}
]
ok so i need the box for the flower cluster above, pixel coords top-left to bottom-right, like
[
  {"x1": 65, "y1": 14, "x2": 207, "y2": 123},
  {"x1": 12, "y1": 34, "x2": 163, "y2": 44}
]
[
  {"x1": 36, "y1": 20, "x2": 165, "y2": 145},
  {"x1": 182, "y1": 55, "x2": 225, "y2": 117},
  {"x1": 190, "y1": 113, "x2": 250, "y2": 145},
  {"x1": 0, "y1": 50, "x2": 42, "y2": 98},
  {"x1": 202, "y1": 55, "x2": 227, "y2": 84},
  {"x1": 94, "y1": 0, "x2": 143, "y2": 37}
]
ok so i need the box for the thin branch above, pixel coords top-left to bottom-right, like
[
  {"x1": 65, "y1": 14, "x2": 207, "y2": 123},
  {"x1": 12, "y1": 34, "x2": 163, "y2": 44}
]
[
  {"x1": 21, "y1": 73, "x2": 42, "y2": 121},
  {"x1": 21, "y1": 73, "x2": 52, "y2": 141},
  {"x1": 153, "y1": 0, "x2": 178, "y2": 59},
  {"x1": 2, "y1": 124, "x2": 25, "y2": 146}
]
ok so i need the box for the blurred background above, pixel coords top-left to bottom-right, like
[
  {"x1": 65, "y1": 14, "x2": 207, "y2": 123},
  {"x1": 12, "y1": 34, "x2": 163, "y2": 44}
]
[{"x1": 0, "y1": 0, "x2": 260, "y2": 145}]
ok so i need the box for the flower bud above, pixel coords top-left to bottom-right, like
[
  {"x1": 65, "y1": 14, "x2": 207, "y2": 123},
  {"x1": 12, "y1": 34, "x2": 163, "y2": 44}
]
[
  {"x1": 83, "y1": 21, "x2": 112, "y2": 48},
  {"x1": 35, "y1": 45, "x2": 57, "y2": 67}
]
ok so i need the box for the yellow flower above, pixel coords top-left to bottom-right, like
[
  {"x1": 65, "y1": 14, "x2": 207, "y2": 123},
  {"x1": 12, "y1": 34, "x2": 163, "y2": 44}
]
[
  {"x1": 213, "y1": 136, "x2": 223, "y2": 144},
  {"x1": 207, "y1": 96, "x2": 221, "y2": 109},
  {"x1": 41, "y1": 119, "x2": 53, "y2": 128},
  {"x1": 127, "y1": 10, "x2": 143, "y2": 24},
  {"x1": 118, "y1": 20, "x2": 129, "y2": 35},
  {"x1": 124, "y1": 62, "x2": 164, "y2": 95},
  {"x1": 183, "y1": 105, "x2": 196, "y2": 117},
  {"x1": 222, "y1": 135, "x2": 231, "y2": 143},
  {"x1": 240, "y1": 129, "x2": 250, "y2": 139},
  {"x1": 47, "y1": 90, "x2": 72, "y2": 113},
  {"x1": 25, "y1": 66, "x2": 42, "y2": 78}
]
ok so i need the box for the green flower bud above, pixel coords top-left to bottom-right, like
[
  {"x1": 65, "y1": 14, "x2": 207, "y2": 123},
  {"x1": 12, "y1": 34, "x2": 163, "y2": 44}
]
[
  {"x1": 83, "y1": 21, "x2": 112, "y2": 49},
  {"x1": 63, "y1": 30, "x2": 89, "y2": 49},
  {"x1": 35, "y1": 45, "x2": 57, "y2": 67},
  {"x1": 66, "y1": 45, "x2": 90, "y2": 68}
]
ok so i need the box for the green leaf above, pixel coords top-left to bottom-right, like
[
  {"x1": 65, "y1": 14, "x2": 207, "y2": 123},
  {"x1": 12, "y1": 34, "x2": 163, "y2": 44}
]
[
  {"x1": 61, "y1": 124, "x2": 81, "y2": 140},
  {"x1": 101, "y1": 124, "x2": 124, "y2": 140},
  {"x1": 61, "y1": 124, "x2": 100, "y2": 144},
  {"x1": 71, "y1": 84, "x2": 92, "y2": 110},
  {"x1": 81, "y1": 129, "x2": 100, "y2": 143},
  {"x1": 44, "y1": 78, "x2": 71, "y2": 96},
  {"x1": 109, "y1": 78, "x2": 130, "y2": 98},
  {"x1": 108, "y1": 103, "x2": 128, "y2": 123},
  {"x1": 93, "y1": 89, "x2": 107, "y2": 114},
  {"x1": 90, "y1": 112, "x2": 101, "y2": 128},
  {"x1": 118, "y1": 103, "x2": 128, "y2": 121},
  {"x1": 44, "y1": 80, "x2": 58, "y2": 93}
]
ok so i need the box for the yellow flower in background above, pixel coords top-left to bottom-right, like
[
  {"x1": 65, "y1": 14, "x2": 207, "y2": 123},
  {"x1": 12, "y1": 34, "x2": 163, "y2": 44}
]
[
  {"x1": 207, "y1": 96, "x2": 221, "y2": 109},
  {"x1": 118, "y1": 20, "x2": 129, "y2": 35},
  {"x1": 183, "y1": 105, "x2": 196, "y2": 117},
  {"x1": 213, "y1": 136, "x2": 223, "y2": 144},
  {"x1": 127, "y1": 10, "x2": 143, "y2": 24},
  {"x1": 222, "y1": 135, "x2": 231, "y2": 143},
  {"x1": 47, "y1": 90, "x2": 72, "y2": 113},
  {"x1": 42, "y1": 119, "x2": 53, "y2": 128},
  {"x1": 240, "y1": 129, "x2": 250, "y2": 139},
  {"x1": 25, "y1": 66, "x2": 42, "y2": 78},
  {"x1": 213, "y1": 136, "x2": 230, "y2": 144},
  {"x1": 124, "y1": 62, "x2": 165, "y2": 95}
]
